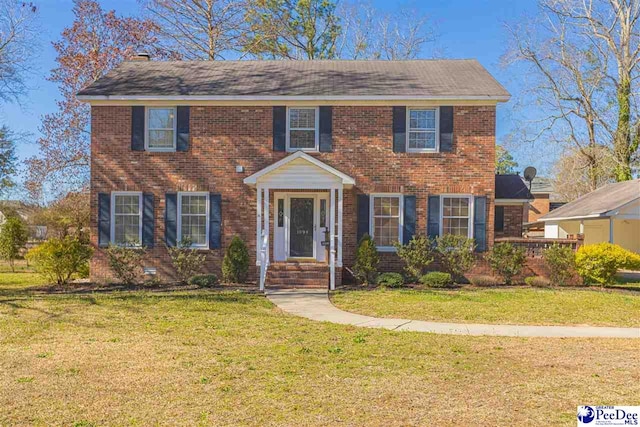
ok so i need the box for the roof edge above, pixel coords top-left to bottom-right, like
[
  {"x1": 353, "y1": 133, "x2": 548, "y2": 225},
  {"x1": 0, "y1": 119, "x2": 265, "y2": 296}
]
[{"x1": 77, "y1": 94, "x2": 511, "y2": 102}]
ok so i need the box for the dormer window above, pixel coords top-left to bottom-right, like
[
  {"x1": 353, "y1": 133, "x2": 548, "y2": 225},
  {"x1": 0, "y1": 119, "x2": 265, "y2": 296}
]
[
  {"x1": 146, "y1": 107, "x2": 177, "y2": 151},
  {"x1": 286, "y1": 107, "x2": 319, "y2": 151}
]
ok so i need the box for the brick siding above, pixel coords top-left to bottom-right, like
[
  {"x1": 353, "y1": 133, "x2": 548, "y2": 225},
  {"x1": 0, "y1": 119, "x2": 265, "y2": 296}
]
[
  {"x1": 495, "y1": 205, "x2": 525, "y2": 238},
  {"x1": 90, "y1": 105, "x2": 497, "y2": 284},
  {"x1": 529, "y1": 194, "x2": 550, "y2": 223}
]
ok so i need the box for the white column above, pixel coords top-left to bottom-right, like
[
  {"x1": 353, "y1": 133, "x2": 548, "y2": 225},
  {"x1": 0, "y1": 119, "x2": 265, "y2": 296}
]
[
  {"x1": 256, "y1": 186, "x2": 262, "y2": 264},
  {"x1": 329, "y1": 187, "x2": 336, "y2": 290},
  {"x1": 264, "y1": 187, "x2": 270, "y2": 265},
  {"x1": 609, "y1": 217, "x2": 614, "y2": 243},
  {"x1": 337, "y1": 187, "x2": 343, "y2": 267}
]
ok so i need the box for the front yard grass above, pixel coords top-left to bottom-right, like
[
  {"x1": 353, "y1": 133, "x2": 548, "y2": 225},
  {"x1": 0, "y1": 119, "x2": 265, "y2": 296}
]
[
  {"x1": 0, "y1": 276, "x2": 639, "y2": 425},
  {"x1": 331, "y1": 287, "x2": 640, "y2": 327}
]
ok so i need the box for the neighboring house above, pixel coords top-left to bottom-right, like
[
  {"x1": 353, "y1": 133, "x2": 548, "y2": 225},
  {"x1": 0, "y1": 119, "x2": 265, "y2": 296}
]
[
  {"x1": 78, "y1": 57, "x2": 511, "y2": 288},
  {"x1": 527, "y1": 176, "x2": 566, "y2": 223},
  {"x1": 0, "y1": 201, "x2": 47, "y2": 240},
  {"x1": 540, "y1": 179, "x2": 640, "y2": 253},
  {"x1": 494, "y1": 174, "x2": 532, "y2": 238}
]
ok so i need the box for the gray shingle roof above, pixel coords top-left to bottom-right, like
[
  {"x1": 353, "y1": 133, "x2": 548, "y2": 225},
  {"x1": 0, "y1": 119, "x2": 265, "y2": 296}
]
[
  {"x1": 495, "y1": 175, "x2": 533, "y2": 200},
  {"x1": 77, "y1": 59, "x2": 510, "y2": 99},
  {"x1": 539, "y1": 179, "x2": 640, "y2": 221}
]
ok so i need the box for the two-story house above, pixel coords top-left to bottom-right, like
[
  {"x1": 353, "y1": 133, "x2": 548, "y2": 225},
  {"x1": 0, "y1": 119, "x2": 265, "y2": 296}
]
[{"x1": 78, "y1": 57, "x2": 510, "y2": 289}]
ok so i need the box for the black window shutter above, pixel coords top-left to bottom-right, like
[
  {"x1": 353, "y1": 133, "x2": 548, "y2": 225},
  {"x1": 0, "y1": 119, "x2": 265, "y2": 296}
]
[
  {"x1": 427, "y1": 195, "x2": 440, "y2": 238},
  {"x1": 98, "y1": 193, "x2": 111, "y2": 247},
  {"x1": 273, "y1": 106, "x2": 286, "y2": 151},
  {"x1": 177, "y1": 106, "x2": 190, "y2": 152},
  {"x1": 165, "y1": 193, "x2": 177, "y2": 247},
  {"x1": 495, "y1": 205, "x2": 504, "y2": 232},
  {"x1": 474, "y1": 196, "x2": 487, "y2": 252},
  {"x1": 403, "y1": 195, "x2": 416, "y2": 244},
  {"x1": 210, "y1": 193, "x2": 222, "y2": 249},
  {"x1": 440, "y1": 106, "x2": 454, "y2": 152},
  {"x1": 131, "y1": 106, "x2": 145, "y2": 151},
  {"x1": 319, "y1": 106, "x2": 332, "y2": 152},
  {"x1": 357, "y1": 194, "x2": 370, "y2": 243},
  {"x1": 142, "y1": 193, "x2": 154, "y2": 248},
  {"x1": 392, "y1": 106, "x2": 406, "y2": 153}
]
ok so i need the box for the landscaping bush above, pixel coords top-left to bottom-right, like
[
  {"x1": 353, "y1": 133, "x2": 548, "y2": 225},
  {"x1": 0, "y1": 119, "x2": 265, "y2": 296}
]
[
  {"x1": 542, "y1": 244, "x2": 576, "y2": 286},
  {"x1": 353, "y1": 234, "x2": 379, "y2": 285},
  {"x1": 26, "y1": 236, "x2": 93, "y2": 285},
  {"x1": 105, "y1": 244, "x2": 145, "y2": 285},
  {"x1": 167, "y1": 240, "x2": 207, "y2": 284},
  {"x1": 524, "y1": 276, "x2": 551, "y2": 287},
  {"x1": 0, "y1": 216, "x2": 29, "y2": 272},
  {"x1": 468, "y1": 275, "x2": 502, "y2": 287},
  {"x1": 222, "y1": 236, "x2": 250, "y2": 283},
  {"x1": 419, "y1": 271, "x2": 452, "y2": 288},
  {"x1": 188, "y1": 274, "x2": 219, "y2": 288},
  {"x1": 376, "y1": 272, "x2": 404, "y2": 288},
  {"x1": 434, "y1": 234, "x2": 476, "y2": 281},
  {"x1": 575, "y1": 243, "x2": 640, "y2": 285},
  {"x1": 393, "y1": 234, "x2": 434, "y2": 280},
  {"x1": 485, "y1": 242, "x2": 526, "y2": 285}
]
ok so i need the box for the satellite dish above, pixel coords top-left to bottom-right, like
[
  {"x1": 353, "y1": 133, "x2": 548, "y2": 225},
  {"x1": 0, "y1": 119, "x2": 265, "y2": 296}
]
[{"x1": 523, "y1": 166, "x2": 537, "y2": 183}]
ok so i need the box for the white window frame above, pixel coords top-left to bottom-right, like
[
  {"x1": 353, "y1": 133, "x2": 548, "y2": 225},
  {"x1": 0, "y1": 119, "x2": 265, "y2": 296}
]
[
  {"x1": 110, "y1": 191, "x2": 143, "y2": 247},
  {"x1": 145, "y1": 106, "x2": 177, "y2": 152},
  {"x1": 177, "y1": 191, "x2": 210, "y2": 249},
  {"x1": 286, "y1": 106, "x2": 319, "y2": 152},
  {"x1": 439, "y1": 194, "x2": 474, "y2": 238},
  {"x1": 369, "y1": 193, "x2": 404, "y2": 252},
  {"x1": 406, "y1": 107, "x2": 439, "y2": 153}
]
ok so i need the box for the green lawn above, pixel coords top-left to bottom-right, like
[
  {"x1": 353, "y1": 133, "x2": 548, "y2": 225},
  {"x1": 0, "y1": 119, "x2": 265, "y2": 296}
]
[
  {"x1": 1, "y1": 276, "x2": 639, "y2": 425},
  {"x1": 331, "y1": 287, "x2": 640, "y2": 327}
]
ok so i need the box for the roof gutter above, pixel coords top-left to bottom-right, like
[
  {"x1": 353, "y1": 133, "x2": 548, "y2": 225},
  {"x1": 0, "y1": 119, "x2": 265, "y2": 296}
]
[
  {"x1": 76, "y1": 94, "x2": 511, "y2": 102},
  {"x1": 538, "y1": 213, "x2": 608, "y2": 222}
]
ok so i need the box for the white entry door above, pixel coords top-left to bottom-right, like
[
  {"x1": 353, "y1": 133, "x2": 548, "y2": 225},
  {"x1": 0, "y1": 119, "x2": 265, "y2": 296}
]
[{"x1": 273, "y1": 193, "x2": 329, "y2": 262}]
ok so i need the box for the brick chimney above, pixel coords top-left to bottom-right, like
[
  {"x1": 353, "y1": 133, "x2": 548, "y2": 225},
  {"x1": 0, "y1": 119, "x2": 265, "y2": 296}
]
[{"x1": 131, "y1": 52, "x2": 150, "y2": 61}]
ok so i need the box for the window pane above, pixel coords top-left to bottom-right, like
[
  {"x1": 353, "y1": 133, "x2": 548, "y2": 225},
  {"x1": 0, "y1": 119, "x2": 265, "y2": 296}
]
[
  {"x1": 375, "y1": 216, "x2": 399, "y2": 246},
  {"x1": 290, "y1": 108, "x2": 315, "y2": 128},
  {"x1": 114, "y1": 214, "x2": 140, "y2": 244},
  {"x1": 115, "y1": 195, "x2": 139, "y2": 214},
  {"x1": 182, "y1": 195, "x2": 207, "y2": 215},
  {"x1": 289, "y1": 130, "x2": 315, "y2": 148},
  {"x1": 148, "y1": 108, "x2": 175, "y2": 129},
  {"x1": 409, "y1": 109, "x2": 435, "y2": 130},
  {"x1": 409, "y1": 131, "x2": 436, "y2": 149},
  {"x1": 148, "y1": 130, "x2": 174, "y2": 148},
  {"x1": 181, "y1": 215, "x2": 207, "y2": 246},
  {"x1": 442, "y1": 197, "x2": 470, "y2": 237}
]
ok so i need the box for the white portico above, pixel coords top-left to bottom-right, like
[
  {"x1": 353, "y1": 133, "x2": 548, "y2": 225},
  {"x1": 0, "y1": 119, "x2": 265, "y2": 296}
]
[{"x1": 243, "y1": 152, "x2": 355, "y2": 291}]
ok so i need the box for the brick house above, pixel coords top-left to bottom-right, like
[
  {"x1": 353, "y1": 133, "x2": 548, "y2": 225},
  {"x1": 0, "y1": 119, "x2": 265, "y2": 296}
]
[
  {"x1": 78, "y1": 58, "x2": 511, "y2": 289},
  {"x1": 494, "y1": 175, "x2": 533, "y2": 238}
]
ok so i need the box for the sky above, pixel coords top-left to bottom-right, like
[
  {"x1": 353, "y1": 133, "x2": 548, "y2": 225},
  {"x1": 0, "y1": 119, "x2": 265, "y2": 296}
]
[{"x1": 1, "y1": 0, "x2": 549, "y2": 199}]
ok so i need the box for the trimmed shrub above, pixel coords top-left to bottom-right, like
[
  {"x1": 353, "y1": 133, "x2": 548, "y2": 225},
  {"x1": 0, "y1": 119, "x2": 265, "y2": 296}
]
[
  {"x1": 485, "y1": 242, "x2": 526, "y2": 285},
  {"x1": 167, "y1": 240, "x2": 207, "y2": 284},
  {"x1": 353, "y1": 234, "x2": 379, "y2": 285},
  {"x1": 393, "y1": 234, "x2": 434, "y2": 280},
  {"x1": 419, "y1": 271, "x2": 452, "y2": 288},
  {"x1": 188, "y1": 274, "x2": 219, "y2": 288},
  {"x1": 222, "y1": 236, "x2": 250, "y2": 283},
  {"x1": 542, "y1": 244, "x2": 576, "y2": 286},
  {"x1": 576, "y1": 243, "x2": 640, "y2": 285},
  {"x1": 0, "y1": 216, "x2": 29, "y2": 272},
  {"x1": 468, "y1": 275, "x2": 502, "y2": 287},
  {"x1": 105, "y1": 244, "x2": 145, "y2": 285},
  {"x1": 376, "y1": 272, "x2": 404, "y2": 288},
  {"x1": 435, "y1": 234, "x2": 476, "y2": 281},
  {"x1": 26, "y1": 237, "x2": 93, "y2": 285},
  {"x1": 524, "y1": 276, "x2": 551, "y2": 287}
]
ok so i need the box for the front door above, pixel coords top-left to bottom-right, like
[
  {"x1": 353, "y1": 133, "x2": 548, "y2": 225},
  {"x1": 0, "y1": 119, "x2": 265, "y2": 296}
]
[{"x1": 289, "y1": 197, "x2": 315, "y2": 258}]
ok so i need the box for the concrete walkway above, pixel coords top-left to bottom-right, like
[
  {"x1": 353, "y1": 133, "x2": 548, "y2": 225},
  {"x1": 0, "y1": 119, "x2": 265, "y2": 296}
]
[{"x1": 266, "y1": 289, "x2": 640, "y2": 338}]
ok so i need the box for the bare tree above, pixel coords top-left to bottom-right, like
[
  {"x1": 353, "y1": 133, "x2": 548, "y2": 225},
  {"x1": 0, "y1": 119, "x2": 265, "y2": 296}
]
[
  {"x1": 144, "y1": 0, "x2": 248, "y2": 60},
  {"x1": 338, "y1": 1, "x2": 437, "y2": 59},
  {"x1": 554, "y1": 145, "x2": 616, "y2": 200},
  {"x1": 0, "y1": 0, "x2": 38, "y2": 103},
  {"x1": 505, "y1": 0, "x2": 639, "y2": 184}
]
